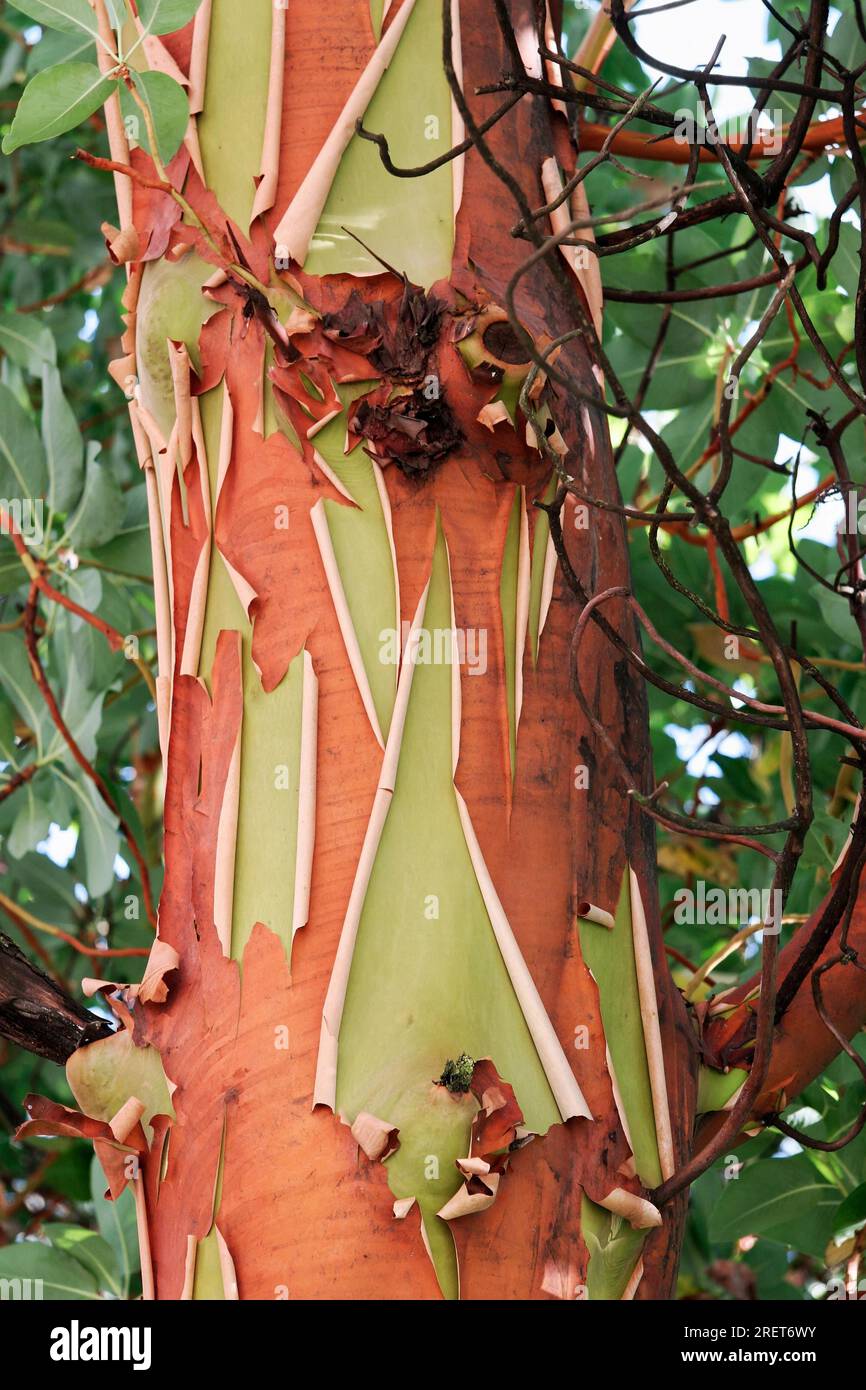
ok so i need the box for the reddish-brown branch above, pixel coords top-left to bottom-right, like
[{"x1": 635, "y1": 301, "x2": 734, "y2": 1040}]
[
  {"x1": 0, "y1": 931, "x2": 116, "y2": 1066},
  {"x1": 637, "y1": 345, "x2": 804, "y2": 528},
  {"x1": 0, "y1": 508, "x2": 156, "y2": 703},
  {"x1": 0, "y1": 762, "x2": 37, "y2": 806},
  {"x1": 665, "y1": 942, "x2": 715, "y2": 984},
  {"x1": 0, "y1": 509, "x2": 123, "y2": 651},
  {"x1": 73, "y1": 148, "x2": 171, "y2": 194},
  {"x1": 23, "y1": 584, "x2": 158, "y2": 930},
  {"x1": 634, "y1": 802, "x2": 780, "y2": 861},
  {"x1": 575, "y1": 585, "x2": 866, "y2": 746},
  {"x1": 18, "y1": 260, "x2": 113, "y2": 314},
  {"x1": 577, "y1": 108, "x2": 854, "y2": 166},
  {"x1": 653, "y1": 473, "x2": 833, "y2": 549},
  {"x1": 0, "y1": 895, "x2": 147, "y2": 959},
  {"x1": 706, "y1": 535, "x2": 729, "y2": 622},
  {"x1": 0, "y1": 235, "x2": 71, "y2": 257},
  {"x1": 763, "y1": 954, "x2": 866, "y2": 1151}
]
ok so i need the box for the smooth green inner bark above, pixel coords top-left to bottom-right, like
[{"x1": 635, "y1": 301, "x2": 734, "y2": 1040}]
[
  {"x1": 315, "y1": 386, "x2": 398, "y2": 740},
  {"x1": 578, "y1": 868, "x2": 663, "y2": 1189},
  {"x1": 231, "y1": 650, "x2": 305, "y2": 963},
  {"x1": 499, "y1": 487, "x2": 521, "y2": 780},
  {"x1": 582, "y1": 1194, "x2": 646, "y2": 1301},
  {"x1": 335, "y1": 517, "x2": 560, "y2": 1299},
  {"x1": 197, "y1": 0, "x2": 272, "y2": 230},
  {"x1": 697, "y1": 1064, "x2": 748, "y2": 1114},
  {"x1": 192, "y1": 1227, "x2": 225, "y2": 1300},
  {"x1": 305, "y1": 0, "x2": 454, "y2": 287},
  {"x1": 528, "y1": 473, "x2": 557, "y2": 665}
]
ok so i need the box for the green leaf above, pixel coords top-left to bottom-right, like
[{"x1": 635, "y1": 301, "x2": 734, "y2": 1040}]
[
  {"x1": 0, "y1": 1240, "x2": 101, "y2": 1299},
  {"x1": 7, "y1": 848, "x2": 81, "y2": 913},
  {"x1": 51, "y1": 655, "x2": 105, "y2": 766},
  {"x1": 9, "y1": 0, "x2": 101, "y2": 38},
  {"x1": 743, "y1": 1240, "x2": 803, "y2": 1301},
  {"x1": 65, "y1": 773, "x2": 120, "y2": 897},
  {"x1": 833, "y1": 1183, "x2": 866, "y2": 1239},
  {"x1": 64, "y1": 441, "x2": 123, "y2": 550},
  {"x1": 121, "y1": 69, "x2": 189, "y2": 164},
  {"x1": 137, "y1": 0, "x2": 204, "y2": 37},
  {"x1": 712, "y1": 752, "x2": 764, "y2": 804},
  {"x1": 0, "y1": 382, "x2": 47, "y2": 500},
  {"x1": 709, "y1": 1155, "x2": 839, "y2": 1260},
  {"x1": 0, "y1": 216, "x2": 77, "y2": 253},
  {"x1": 0, "y1": 695, "x2": 16, "y2": 762},
  {"x1": 815, "y1": 581, "x2": 862, "y2": 649},
  {"x1": 0, "y1": 312, "x2": 56, "y2": 373},
  {"x1": 828, "y1": 8, "x2": 866, "y2": 73},
  {"x1": 2, "y1": 62, "x2": 117, "y2": 154},
  {"x1": 0, "y1": 40, "x2": 22, "y2": 91},
  {"x1": 746, "y1": 57, "x2": 801, "y2": 121},
  {"x1": 830, "y1": 152, "x2": 855, "y2": 207},
  {"x1": 39, "y1": 1146, "x2": 93, "y2": 1203},
  {"x1": 88, "y1": 481, "x2": 152, "y2": 578},
  {"x1": 90, "y1": 1155, "x2": 138, "y2": 1294},
  {"x1": 63, "y1": 565, "x2": 102, "y2": 626},
  {"x1": 0, "y1": 633, "x2": 47, "y2": 755},
  {"x1": 7, "y1": 788, "x2": 52, "y2": 858},
  {"x1": 26, "y1": 27, "x2": 95, "y2": 75},
  {"x1": 830, "y1": 223, "x2": 861, "y2": 303},
  {"x1": 41, "y1": 1224, "x2": 122, "y2": 1297},
  {"x1": 799, "y1": 809, "x2": 850, "y2": 873},
  {"x1": 42, "y1": 364, "x2": 84, "y2": 513}
]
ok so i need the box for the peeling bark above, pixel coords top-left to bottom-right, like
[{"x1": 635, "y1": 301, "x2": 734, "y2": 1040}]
[{"x1": 19, "y1": 0, "x2": 702, "y2": 1300}]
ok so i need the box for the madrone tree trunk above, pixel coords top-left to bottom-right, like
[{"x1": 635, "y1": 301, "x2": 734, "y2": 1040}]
[
  {"x1": 112, "y1": 0, "x2": 696, "y2": 1299},
  {"x1": 16, "y1": 0, "x2": 866, "y2": 1302}
]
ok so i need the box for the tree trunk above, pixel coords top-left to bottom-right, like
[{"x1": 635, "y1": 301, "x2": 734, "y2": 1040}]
[
  {"x1": 31, "y1": 0, "x2": 703, "y2": 1301},
  {"x1": 8, "y1": 0, "x2": 866, "y2": 1301}
]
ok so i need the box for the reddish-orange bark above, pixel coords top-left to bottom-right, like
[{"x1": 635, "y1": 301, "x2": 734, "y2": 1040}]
[
  {"x1": 102, "y1": 0, "x2": 694, "y2": 1300},
  {"x1": 47, "y1": 0, "x2": 866, "y2": 1302}
]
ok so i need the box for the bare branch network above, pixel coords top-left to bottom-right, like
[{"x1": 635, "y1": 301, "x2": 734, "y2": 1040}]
[{"x1": 357, "y1": 0, "x2": 866, "y2": 1206}]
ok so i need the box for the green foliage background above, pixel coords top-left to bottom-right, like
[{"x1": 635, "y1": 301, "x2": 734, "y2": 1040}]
[{"x1": 0, "y1": 0, "x2": 159, "y2": 1298}]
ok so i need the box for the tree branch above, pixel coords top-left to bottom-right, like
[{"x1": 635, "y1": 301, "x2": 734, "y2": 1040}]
[{"x1": 0, "y1": 933, "x2": 113, "y2": 1066}]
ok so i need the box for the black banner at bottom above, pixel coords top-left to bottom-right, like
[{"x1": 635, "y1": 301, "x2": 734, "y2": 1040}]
[{"x1": 0, "y1": 1295, "x2": 857, "y2": 1376}]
